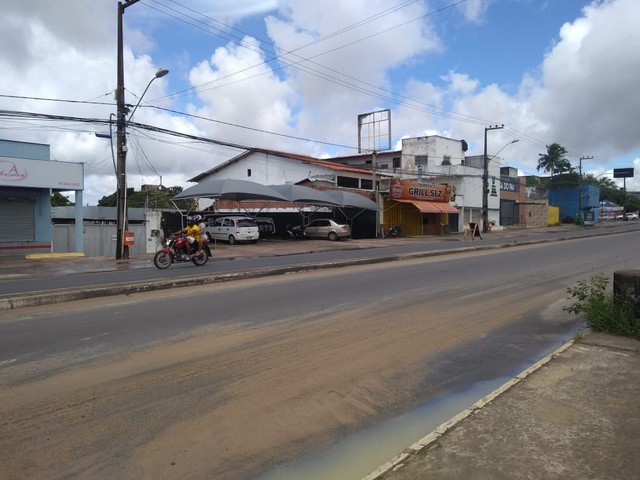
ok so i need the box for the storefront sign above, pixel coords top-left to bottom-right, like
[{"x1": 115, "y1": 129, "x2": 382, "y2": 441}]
[
  {"x1": 0, "y1": 157, "x2": 83, "y2": 190},
  {"x1": 390, "y1": 178, "x2": 453, "y2": 202}
]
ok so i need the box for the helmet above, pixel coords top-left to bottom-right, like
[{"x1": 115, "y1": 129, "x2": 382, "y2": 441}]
[
  {"x1": 186, "y1": 216, "x2": 194, "y2": 223},
  {"x1": 194, "y1": 215, "x2": 203, "y2": 222}
]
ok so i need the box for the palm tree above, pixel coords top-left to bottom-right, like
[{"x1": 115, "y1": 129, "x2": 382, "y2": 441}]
[{"x1": 537, "y1": 143, "x2": 571, "y2": 177}]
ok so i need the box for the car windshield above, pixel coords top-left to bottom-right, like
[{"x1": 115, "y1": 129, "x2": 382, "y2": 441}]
[{"x1": 237, "y1": 219, "x2": 257, "y2": 227}]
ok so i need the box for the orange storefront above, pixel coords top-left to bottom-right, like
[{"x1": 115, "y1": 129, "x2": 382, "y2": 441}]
[{"x1": 384, "y1": 179, "x2": 460, "y2": 235}]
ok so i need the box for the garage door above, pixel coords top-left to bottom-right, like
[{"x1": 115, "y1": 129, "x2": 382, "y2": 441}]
[{"x1": 0, "y1": 198, "x2": 35, "y2": 241}]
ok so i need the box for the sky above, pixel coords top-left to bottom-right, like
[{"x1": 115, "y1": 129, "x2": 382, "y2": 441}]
[{"x1": 1, "y1": 0, "x2": 639, "y2": 205}]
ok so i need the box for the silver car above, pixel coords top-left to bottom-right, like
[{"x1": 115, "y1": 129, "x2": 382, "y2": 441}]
[
  {"x1": 206, "y1": 216, "x2": 260, "y2": 244},
  {"x1": 302, "y1": 219, "x2": 351, "y2": 241}
]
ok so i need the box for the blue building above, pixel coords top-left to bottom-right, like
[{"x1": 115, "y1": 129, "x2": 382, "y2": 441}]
[
  {"x1": 548, "y1": 184, "x2": 600, "y2": 223},
  {"x1": 0, "y1": 139, "x2": 84, "y2": 255}
]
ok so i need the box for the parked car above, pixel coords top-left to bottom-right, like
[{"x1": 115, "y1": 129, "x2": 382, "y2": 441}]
[
  {"x1": 254, "y1": 217, "x2": 276, "y2": 237},
  {"x1": 302, "y1": 219, "x2": 351, "y2": 241},
  {"x1": 615, "y1": 212, "x2": 638, "y2": 221},
  {"x1": 205, "y1": 216, "x2": 259, "y2": 244}
]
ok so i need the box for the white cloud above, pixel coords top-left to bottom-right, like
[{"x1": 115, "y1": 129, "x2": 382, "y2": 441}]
[{"x1": 2, "y1": 0, "x2": 640, "y2": 203}]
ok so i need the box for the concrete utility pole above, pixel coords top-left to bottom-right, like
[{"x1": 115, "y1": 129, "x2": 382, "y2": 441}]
[
  {"x1": 578, "y1": 156, "x2": 593, "y2": 223},
  {"x1": 482, "y1": 124, "x2": 504, "y2": 233},
  {"x1": 115, "y1": 0, "x2": 140, "y2": 260}
]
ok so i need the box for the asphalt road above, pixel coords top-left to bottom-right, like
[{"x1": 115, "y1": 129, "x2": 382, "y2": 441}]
[
  {"x1": 1, "y1": 229, "x2": 639, "y2": 479},
  {"x1": 1, "y1": 222, "x2": 638, "y2": 298}
]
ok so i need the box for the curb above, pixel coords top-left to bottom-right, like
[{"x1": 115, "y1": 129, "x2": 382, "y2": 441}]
[
  {"x1": 25, "y1": 252, "x2": 86, "y2": 260},
  {"x1": 0, "y1": 256, "x2": 397, "y2": 310},
  {"x1": 361, "y1": 339, "x2": 576, "y2": 480}
]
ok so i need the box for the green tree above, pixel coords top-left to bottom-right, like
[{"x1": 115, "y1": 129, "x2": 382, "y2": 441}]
[
  {"x1": 97, "y1": 187, "x2": 197, "y2": 211},
  {"x1": 537, "y1": 143, "x2": 572, "y2": 177},
  {"x1": 51, "y1": 192, "x2": 73, "y2": 206}
]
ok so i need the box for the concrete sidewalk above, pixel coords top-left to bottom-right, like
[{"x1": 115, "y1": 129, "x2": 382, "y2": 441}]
[{"x1": 366, "y1": 331, "x2": 640, "y2": 480}]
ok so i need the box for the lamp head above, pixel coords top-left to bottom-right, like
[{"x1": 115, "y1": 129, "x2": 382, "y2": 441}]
[{"x1": 155, "y1": 68, "x2": 169, "y2": 78}]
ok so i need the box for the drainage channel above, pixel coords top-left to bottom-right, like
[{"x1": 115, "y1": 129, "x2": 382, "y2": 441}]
[
  {"x1": 257, "y1": 375, "x2": 509, "y2": 480},
  {"x1": 258, "y1": 339, "x2": 568, "y2": 480}
]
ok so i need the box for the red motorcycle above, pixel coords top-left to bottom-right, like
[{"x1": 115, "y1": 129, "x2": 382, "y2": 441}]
[{"x1": 153, "y1": 234, "x2": 210, "y2": 269}]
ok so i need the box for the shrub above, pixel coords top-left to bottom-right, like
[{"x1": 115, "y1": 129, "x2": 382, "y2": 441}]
[{"x1": 564, "y1": 273, "x2": 640, "y2": 339}]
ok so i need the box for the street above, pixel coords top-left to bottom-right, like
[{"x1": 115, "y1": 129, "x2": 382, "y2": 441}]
[{"x1": 1, "y1": 231, "x2": 639, "y2": 479}]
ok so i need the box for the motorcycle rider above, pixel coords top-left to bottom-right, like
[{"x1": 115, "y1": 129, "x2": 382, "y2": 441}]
[{"x1": 173, "y1": 216, "x2": 203, "y2": 258}]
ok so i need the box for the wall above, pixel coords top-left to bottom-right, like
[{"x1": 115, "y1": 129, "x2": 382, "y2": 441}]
[
  {"x1": 206, "y1": 151, "x2": 337, "y2": 186},
  {"x1": 548, "y1": 184, "x2": 600, "y2": 221},
  {"x1": 52, "y1": 209, "x2": 163, "y2": 257}
]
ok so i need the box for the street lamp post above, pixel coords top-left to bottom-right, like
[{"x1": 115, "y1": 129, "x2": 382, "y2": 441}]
[
  {"x1": 482, "y1": 124, "x2": 505, "y2": 233},
  {"x1": 482, "y1": 135, "x2": 519, "y2": 233}
]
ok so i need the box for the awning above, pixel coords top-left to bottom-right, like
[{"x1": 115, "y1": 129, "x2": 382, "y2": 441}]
[{"x1": 394, "y1": 199, "x2": 460, "y2": 214}]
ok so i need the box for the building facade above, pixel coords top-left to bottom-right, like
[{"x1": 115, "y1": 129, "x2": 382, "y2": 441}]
[{"x1": 0, "y1": 139, "x2": 84, "y2": 255}]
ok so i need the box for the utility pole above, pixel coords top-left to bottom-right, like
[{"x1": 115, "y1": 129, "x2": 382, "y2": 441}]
[
  {"x1": 115, "y1": 0, "x2": 140, "y2": 260},
  {"x1": 483, "y1": 124, "x2": 504, "y2": 233},
  {"x1": 372, "y1": 150, "x2": 379, "y2": 237},
  {"x1": 578, "y1": 156, "x2": 593, "y2": 224}
]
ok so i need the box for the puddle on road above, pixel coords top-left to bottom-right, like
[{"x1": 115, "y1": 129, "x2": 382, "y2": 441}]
[
  {"x1": 258, "y1": 375, "x2": 509, "y2": 480},
  {"x1": 259, "y1": 339, "x2": 570, "y2": 480}
]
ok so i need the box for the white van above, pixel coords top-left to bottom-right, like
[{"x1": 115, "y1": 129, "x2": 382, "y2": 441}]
[{"x1": 205, "y1": 216, "x2": 260, "y2": 244}]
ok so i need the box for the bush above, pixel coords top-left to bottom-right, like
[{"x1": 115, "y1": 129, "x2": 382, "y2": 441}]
[{"x1": 564, "y1": 273, "x2": 640, "y2": 339}]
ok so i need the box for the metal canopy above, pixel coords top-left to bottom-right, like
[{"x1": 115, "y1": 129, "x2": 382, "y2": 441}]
[
  {"x1": 269, "y1": 184, "x2": 341, "y2": 206},
  {"x1": 323, "y1": 190, "x2": 381, "y2": 211},
  {"x1": 172, "y1": 178, "x2": 288, "y2": 202}
]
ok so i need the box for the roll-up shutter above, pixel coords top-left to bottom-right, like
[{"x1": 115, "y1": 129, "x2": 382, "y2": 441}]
[{"x1": 0, "y1": 198, "x2": 35, "y2": 241}]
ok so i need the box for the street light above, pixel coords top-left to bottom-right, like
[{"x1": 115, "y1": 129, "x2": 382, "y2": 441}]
[
  {"x1": 483, "y1": 132, "x2": 519, "y2": 233},
  {"x1": 128, "y1": 68, "x2": 169, "y2": 124},
  {"x1": 492, "y1": 139, "x2": 519, "y2": 160}
]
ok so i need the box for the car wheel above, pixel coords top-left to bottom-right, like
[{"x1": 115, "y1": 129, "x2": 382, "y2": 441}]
[
  {"x1": 228, "y1": 235, "x2": 236, "y2": 245},
  {"x1": 328, "y1": 231, "x2": 338, "y2": 241},
  {"x1": 206, "y1": 232, "x2": 212, "y2": 242}
]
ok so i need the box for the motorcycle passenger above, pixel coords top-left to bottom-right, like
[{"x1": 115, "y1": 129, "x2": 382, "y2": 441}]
[
  {"x1": 173, "y1": 216, "x2": 203, "y2": 258},
  {"x1": 194, "y1": 215, "x2": 208, "y2": 255}
]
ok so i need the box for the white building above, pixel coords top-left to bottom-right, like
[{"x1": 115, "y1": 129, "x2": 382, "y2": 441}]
[{"x1": 188, "y1": 135, "x2": 501, "y2": 236}]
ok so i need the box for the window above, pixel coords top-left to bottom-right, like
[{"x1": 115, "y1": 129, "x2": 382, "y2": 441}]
[
  {"x1": 361, "y1": 179, "x2": 373, "y2": 190},
  {"x1": 442, "y1": 156, "x2": 451, "y2": 166},
  {"x1": 380, "y1": 164, "x2": 388, "y2": 170},
  {"x1": 393, "y1": 157, "x2": 401, "y2": 169},
  {"x1": 337, "y1": 176, "x2": 359, "y2": 188},
  {"x1": 247, "y1": 168, "x2": 252, "y2": 177},
  {"x1": 415, "y1": 155, "x2": 428, "y2": 166}
]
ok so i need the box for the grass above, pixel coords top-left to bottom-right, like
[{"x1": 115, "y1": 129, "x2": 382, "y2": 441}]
[{"x1": 564, "y1": 273, "x2": 640, "y2": 340}]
